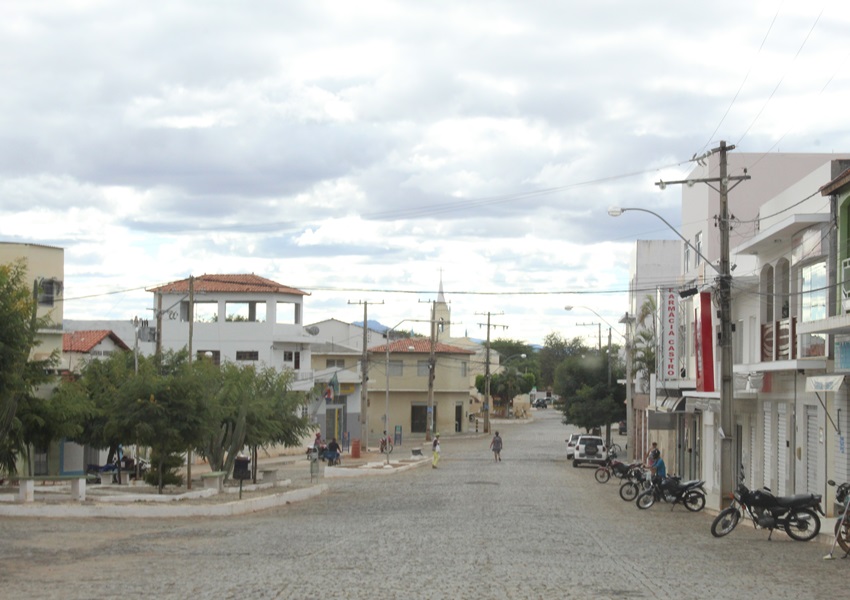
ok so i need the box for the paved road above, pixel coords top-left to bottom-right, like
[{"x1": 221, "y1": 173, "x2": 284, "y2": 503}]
[{"x1": 1, "y1": 411, "x2": 847, "y2": 599}]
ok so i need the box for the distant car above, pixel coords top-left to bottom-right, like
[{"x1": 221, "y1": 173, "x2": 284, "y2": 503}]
[
  {"x1": 565, "y1": 433, "x2": 582, "y2": 459},
  {"x1": 532, "y1": 399, "x2": 547, "y2": 409},
  {"x1": 572, "y1": 435, "x2": 608, "y2": 468}
]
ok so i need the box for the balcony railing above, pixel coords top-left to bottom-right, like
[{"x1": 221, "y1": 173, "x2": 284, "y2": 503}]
[{"x1": 760, "y1": 318, "x2": 797, "y2": 362}]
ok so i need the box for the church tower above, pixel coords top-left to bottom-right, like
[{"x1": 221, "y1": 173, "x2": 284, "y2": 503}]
[{"x1": 434, "y1": 273, "x2": 451, "y2": 339}]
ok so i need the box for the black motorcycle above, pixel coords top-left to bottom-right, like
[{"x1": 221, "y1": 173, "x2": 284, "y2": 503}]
[
  {"x1": 619, "y1": 466, "x2": 651, "y2": 501},
  {"x1": 710, "y1": 478, "x2": 823, "y2": 541},
  {"x1": 636, "y1": 475, "x2": 706, "y2": 511}
]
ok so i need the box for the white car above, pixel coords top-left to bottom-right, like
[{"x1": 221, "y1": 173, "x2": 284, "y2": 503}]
[
  {"x1": 572, "y1": 435, "x2": 608, "y2": 467},
  {"x1": 565, "y1": 433, "x2": 582, "y2": 459}
]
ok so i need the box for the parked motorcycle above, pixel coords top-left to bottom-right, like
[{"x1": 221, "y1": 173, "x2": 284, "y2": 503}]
[
  {"x1": 636, "y1": 475, "x2": 706, "y2": 511},
  {"x1": 827, "y1": 479, "x2": 850, "y2": 555},
  {"x1": 619, "y1": 466, "x2": 651, "y2": 501},
  {"x1": 710, "y1": 476, "x2": 824, "y2": 541},
  {"x1": 594, "y1": 452, "x2": 641, "y2": 484}
]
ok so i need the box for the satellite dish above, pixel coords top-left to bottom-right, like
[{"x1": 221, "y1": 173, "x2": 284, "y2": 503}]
[{"x1": 305, "y1": 326, "x2": 320, "y2": 335}]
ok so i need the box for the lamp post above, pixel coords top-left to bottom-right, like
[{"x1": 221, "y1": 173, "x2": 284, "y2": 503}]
[{"x1": 609, "y1": 142, "x2": 748, "y2": 506}]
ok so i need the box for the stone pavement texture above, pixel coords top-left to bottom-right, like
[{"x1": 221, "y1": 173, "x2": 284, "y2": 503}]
[{"x1": 0, "y1": 412, "x2": 848, "y2": 599}]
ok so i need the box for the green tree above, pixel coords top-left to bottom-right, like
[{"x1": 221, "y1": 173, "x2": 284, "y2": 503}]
[
  {"x1": 122, "y1": 353, "x2": 215, "y2": 492},
  {"x1": 0, "y1": 261, "x2": 59, "y2": 473},
  {"x1": 198, "y1": 362, "x2": 309, "y2": 478},
  {"x1": 553, "y1": 340, "x2": 625, "y2": 438}
]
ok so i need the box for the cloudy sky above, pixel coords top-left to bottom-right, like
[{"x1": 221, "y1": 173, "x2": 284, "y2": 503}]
[{"x1": 3, "y1": 1, "x2": 850, "y2": 346}]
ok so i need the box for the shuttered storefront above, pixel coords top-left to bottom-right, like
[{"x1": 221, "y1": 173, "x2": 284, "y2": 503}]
[
  {"x1": 763, "y1": 402, "x2": 772, "y2": 490},
  {"x1": 805, "y1": 405, "x2": 819, "y2": 495},
  {"x1": 777, "y1": 403, "x2": 788, "y2": 496}
]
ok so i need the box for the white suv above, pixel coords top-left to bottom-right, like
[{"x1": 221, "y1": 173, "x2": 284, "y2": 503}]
[
  {"x1": 572, "y1": 435, "x2": 607, "y2": 467},
  {"x1": 565, "y1": 433, "x2": 582, "y2": 459}
]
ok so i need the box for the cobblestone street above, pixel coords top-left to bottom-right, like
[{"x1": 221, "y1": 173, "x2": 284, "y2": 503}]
[{"x1": 1, "y1": 411, "x2": 847, "y2": 599}]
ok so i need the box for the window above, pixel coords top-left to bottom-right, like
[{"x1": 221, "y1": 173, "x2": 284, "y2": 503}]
[
  {"x1": 283, "y1": 351, "x2": 294, "y2": 362},
  {"x1": 694, "y1": 232, "x2": 703, "y2": 266},
  {"x1": 192, "y1": 302, "x2": 218, "y2": 323},
  {"x1": 226, "y1": 301, "x2": 266, "y2": 322},
  {"x1": 460, "y1": 362, "x2": 468, "y2": 378},
  {"x1": 800, "y1": 261, "x2": 827, "y2": 358},
  {"x1": 683, "y1": 243, "x2": 690, "y2": 271},
  {"x1": 276, "y1": 301, "x2": 302, "y2": 325},
  {"x1": 197, "y1": 350, "x2": 221, "y2": 365},
  {"x1": 388, "y1": 360, "x2": 403, "y2": 376},
  {"x1": 236, "y1": 351, "x2": 259, "y2": 361},
  {"x1": 38, "y1": 278, "x2": 62, "y2": 306},
  {"x1": 326, "y1": 359, "x2": 345, "y2": 368},
  {"x1": 418, "y1": 360, "x2": 430, "y2": 377},
  {"x1": 33, "y1": 446, "x2": 48, "y2": 476}
]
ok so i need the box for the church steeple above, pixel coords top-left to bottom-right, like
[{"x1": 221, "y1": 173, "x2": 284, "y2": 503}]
[{"x1": 435, "y1": 270, "x2": 450, "y2": 338}]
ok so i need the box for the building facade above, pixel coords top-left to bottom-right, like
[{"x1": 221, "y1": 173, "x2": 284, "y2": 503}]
[{"x1": 148, "y1": 274, "x2": 317, "y2": 391}]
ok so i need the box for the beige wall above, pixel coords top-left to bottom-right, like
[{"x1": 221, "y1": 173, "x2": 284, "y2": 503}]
[
  {"x1": 368, "y1": 351, "x2": 470, "y2": 439},
  {"x1": 0, "y1": 242, "x2": 64, "y2": 361}
]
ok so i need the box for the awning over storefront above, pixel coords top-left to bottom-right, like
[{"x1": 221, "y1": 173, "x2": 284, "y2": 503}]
[
  {"x1": 805, "y1": 375, "x2": 845, "y2": 393},
  {"x1": 681, "y1": 390, "x2": 720, "y2": 413},
  {"x1": 653, "y1": 396, "x2": 686, "y2": 413}
]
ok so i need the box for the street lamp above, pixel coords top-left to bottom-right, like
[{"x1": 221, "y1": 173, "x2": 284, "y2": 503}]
[
  {"x1": 608, "y1": 141, "x2": 749, "y2": 506},
  {"x1": 607, "y1": 207, "x2": 720, "y2": 275}
]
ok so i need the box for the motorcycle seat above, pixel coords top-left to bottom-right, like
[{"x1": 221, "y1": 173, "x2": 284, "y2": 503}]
[{"x1": 774, "y1": 493, "x2": 820, "y2": 508}]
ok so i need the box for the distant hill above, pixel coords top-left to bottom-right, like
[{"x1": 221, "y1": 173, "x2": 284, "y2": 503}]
[{"x1": 353, "y1": 319, "x2": 389, "y2": 333}]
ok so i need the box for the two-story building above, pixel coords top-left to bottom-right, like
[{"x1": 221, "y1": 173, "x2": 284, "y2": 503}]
[
  {"x1": 148, "y1": 274, "x2": 316, "y2": 391},
  {"x1": 368, "y1": 338, "x2": 474, "y2": 442},
  {"x1": 0, "y1": 241, "x2": 65, "y2": 475}
]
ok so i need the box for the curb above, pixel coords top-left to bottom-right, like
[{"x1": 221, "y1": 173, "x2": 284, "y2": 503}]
[{"x1": 0, "y1": 484, "x2": 329, "y2": 519}]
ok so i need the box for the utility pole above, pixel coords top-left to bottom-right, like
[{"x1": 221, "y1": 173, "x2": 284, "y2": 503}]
[
  {"x1": 427, "y1": 301, "x2": 436, "y2": 441},
  {"x1": 476, "y1": 311, "x2": 507, "y2": 434},
  {"x1": 349, "y1": 299, "x2": 383, "y2": 450},
  {"x1": 655, "y1": 140, "x2": 749, "y2": 506},
  {"x1": 186, "y1": 275, "x2": 194, "y2": 490},
  {"x1": 717, "y1": 141, "x2": 735, "y2": 505}
]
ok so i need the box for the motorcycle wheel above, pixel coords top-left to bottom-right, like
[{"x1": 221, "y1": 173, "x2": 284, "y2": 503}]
[
  {"x1": 594, "y1": 467, "x2": 611, "y2": 484},
  {"x1": 683, "y1": 491, "x2": 706, "y2": 512},
  {"x1": 834, "y1": 515, "x2": 850, "y2": 554},
  {"x1": 619, "y1": 481, "x2": 639, "y2": 502},
  {"x1": 636, "y1": 490, "x2": 655, "y2": 509},
  {"x1": 710, "y1": 507, "x2": 740, "y2": 538},
  {"x1": 784, "y1": 508, "x2": 821, "y2": 542}
]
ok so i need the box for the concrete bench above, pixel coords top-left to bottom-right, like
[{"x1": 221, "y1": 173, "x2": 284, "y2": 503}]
[
  {"x1": 200, "y1": 471, "x2": 226, "y2": 492},
  {"x1": 260, "y1": 469, "x2": 278, "y2": 483},
  {"x1": 7, "y1": 475, "x2": 87, "y2": 503}
]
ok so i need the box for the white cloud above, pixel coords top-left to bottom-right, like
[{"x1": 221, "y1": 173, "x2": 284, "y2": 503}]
[{"x1": 3, "y1": 1, "x2": 850, "y2": 344}]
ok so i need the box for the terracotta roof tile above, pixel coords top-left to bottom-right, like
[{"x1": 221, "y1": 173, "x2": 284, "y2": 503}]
[
  {"x1": 147, "y1": 274, "x2": 308, "y2": 296},
  {"x1": 369, "y1": 339, "x2": 475, "y2": 355},
  {"x1": 63, "y1": 330, "x2": 130, "y2": 353}
]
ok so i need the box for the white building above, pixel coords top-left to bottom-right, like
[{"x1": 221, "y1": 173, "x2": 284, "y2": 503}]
[
  {"x1": 627, "y1": 151, "x2": 850, "y2": 509},
  {"x1": 148, "y1": 274, "x2": 316, "y2": 391}
]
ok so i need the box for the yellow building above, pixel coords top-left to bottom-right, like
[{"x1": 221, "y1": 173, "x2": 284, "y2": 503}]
[{"x1": 368, "y1": 338, "x2": 474, "y2": 440}]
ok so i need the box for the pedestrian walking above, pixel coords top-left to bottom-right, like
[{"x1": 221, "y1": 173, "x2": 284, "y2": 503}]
[
  {"x1": 490, "y1": 431, "x2": 503, "y2": 461},
  {"x1": 432, "y1": 433, "x2": 441, "y2": 468}
]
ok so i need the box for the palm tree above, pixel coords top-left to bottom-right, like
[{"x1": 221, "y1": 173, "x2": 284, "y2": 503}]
[{"x1": 633, "y1": 295, "x2": 657, "y2": 393}]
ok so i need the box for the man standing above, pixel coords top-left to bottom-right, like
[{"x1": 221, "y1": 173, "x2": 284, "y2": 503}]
[
  {"x1": 490, "y1": 431, "x2": 503, "y2": 462},
  {"x1": 432, "y1": 433, "x2": 441, "y2": 469}
]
